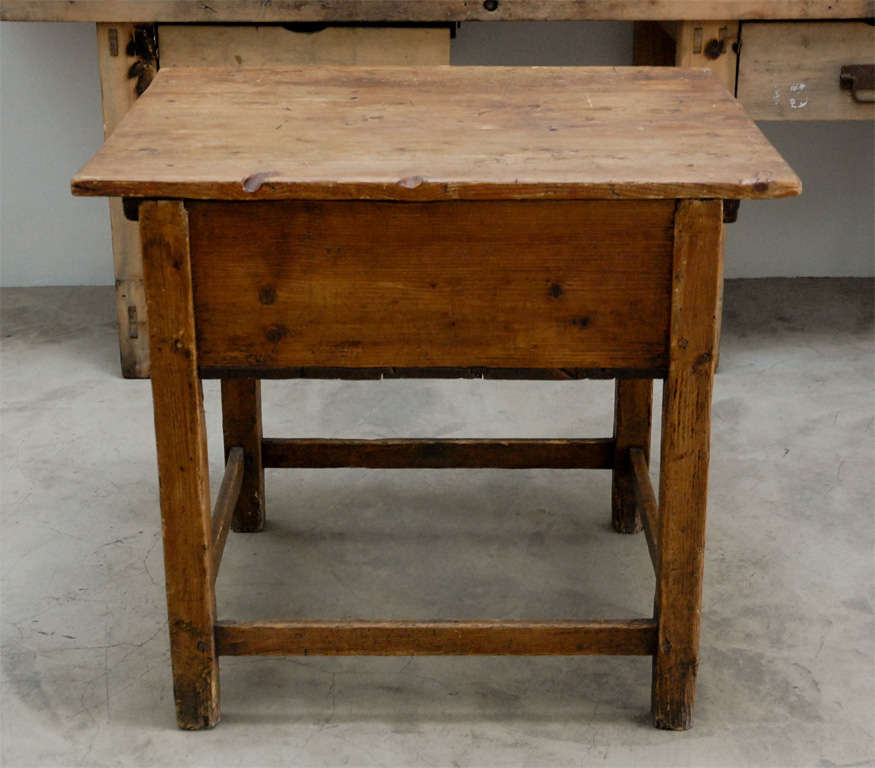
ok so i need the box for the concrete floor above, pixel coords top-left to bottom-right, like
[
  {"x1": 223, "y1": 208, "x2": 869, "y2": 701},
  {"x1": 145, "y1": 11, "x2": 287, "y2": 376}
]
[{"x1": 1, "y1": 279, "x2": 872, "y2": 767}]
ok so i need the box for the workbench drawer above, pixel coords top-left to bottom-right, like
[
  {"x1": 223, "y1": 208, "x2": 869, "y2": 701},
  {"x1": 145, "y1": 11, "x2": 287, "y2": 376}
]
[
  {"x1": 187, "y1": 200, "x2": 675, "y2": 376},
  {"x1": 158, "y1": 24, "x2": 451, "y2": 67},
  {"x1": 738, "y1": 21, "x2": 875, "y2": 120}
]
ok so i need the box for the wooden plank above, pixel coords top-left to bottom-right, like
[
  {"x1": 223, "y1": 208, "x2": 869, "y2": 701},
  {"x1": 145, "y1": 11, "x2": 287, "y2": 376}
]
[
  {"x1": 651, "y1": 199, "x2": 723, "y2": 731},
  {"x1": 221, "y1": 380, "x2": 265, "y2": 532},
  {"x1": 140, "y1": 199, "x2": 219, "y2": 730},
  {"x1": 71, "y1": 66, "x2": 802, "y2": 202},
  {"x1": 96, "y1": 22, "x2": 154, "y2": 378},
  {"x1": 159, "y1": 24, "x2": 450, "y2": 67},
  {"x1": 4, "y1": 0, "x2": 872, "y2": 23},
  {"x1": 672, "y1": 20, "x2": 739, "y2": 95},
  {"x1": 738, "y1": 21, "x2": 875, "y2": 120},
  {"x1": 630, "y1": 447, "x2": 659, "y2": 573},
  {"x1": 215, "y1": 619, "x2": 658, "y2": 656},
  {"x1": 202, "y1": 366, "x2": 667, "y2": 380},
  {"x1": 186, "y1": 200, "x2": 675, "y2": 372},
  {"x1": 210, "y1": 447, "x2": 244, "y2": 585},
  {"x1": 611, "y1": 379, "x2": 653, "y2": 533},
  {"x1": 262, "y1": 437, "x2": 616, "y2": 469}
]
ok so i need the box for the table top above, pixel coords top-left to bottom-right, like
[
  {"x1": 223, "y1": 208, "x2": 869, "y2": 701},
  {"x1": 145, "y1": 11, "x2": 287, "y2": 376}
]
[
  {"x1": 72, "y1": 66, "x2": 801, "y2": 202},
  {"x1": 3, "y1": 0, "x2": 871, "y2": 22}
]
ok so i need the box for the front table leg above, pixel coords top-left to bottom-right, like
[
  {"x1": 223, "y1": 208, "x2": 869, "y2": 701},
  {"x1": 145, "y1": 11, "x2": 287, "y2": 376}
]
[
  {"x1": 652, "y1": 200, "x2": 724, "y2": 730},
  {"x1": 141, "y1": 200, "x2": 220, "y2": 729}
]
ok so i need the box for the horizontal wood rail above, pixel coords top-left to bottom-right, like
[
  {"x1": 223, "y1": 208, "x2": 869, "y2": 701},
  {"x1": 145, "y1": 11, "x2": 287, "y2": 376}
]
[
  {"x1": 262, "y1": 438, "x2": 615, "y2": 469},
  {"x1": 215, "y1": 619, "x2": 657, "y2": 656},
  {"x1": 210, "y1": 447, "x2": 244, "y2": 584},
  {"x1": 630, "y1": 447, "x2": 660, "y2": 573},
  {"x1": 200, "y1": 366, "x2": 667, "y2": 380}
]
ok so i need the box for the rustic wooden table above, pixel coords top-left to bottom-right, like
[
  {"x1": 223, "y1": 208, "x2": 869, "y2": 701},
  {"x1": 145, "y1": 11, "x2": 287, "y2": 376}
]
[
  {"x1": 3, "y1": 0, "x2": 869, "y2": 377},
  {"x1": 71, "y1": 64, "x2": 800, "y2": 730}
]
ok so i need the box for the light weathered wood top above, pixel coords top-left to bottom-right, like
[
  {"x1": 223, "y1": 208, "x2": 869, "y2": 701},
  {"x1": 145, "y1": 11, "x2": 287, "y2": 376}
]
[
  {"x1": 72, "y1": 66, "x2": 801, "y2": 201},
  {"x1": 3, "y1": 0, "x2": 872, "y2": 22}
]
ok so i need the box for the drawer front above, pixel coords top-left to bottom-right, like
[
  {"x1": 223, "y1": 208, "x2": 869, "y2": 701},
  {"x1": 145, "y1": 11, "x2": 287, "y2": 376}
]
[
  {"x1": 158, "y1": 24, "x2": 450, "y2": 67},
  {"x1": 738, "y1": 21, "x2": 875, "y2": 120},
  {"x1": 188, "y1": 200, "x2": 674, "y2": 375}
]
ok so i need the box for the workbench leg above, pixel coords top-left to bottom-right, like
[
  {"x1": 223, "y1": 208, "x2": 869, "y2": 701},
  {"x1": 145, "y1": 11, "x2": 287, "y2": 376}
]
[
  {"x1": 96, "y1": 23, "x2": 157, "y2": 378},
  {"x1": 221, "y1": 379, "x2": 265, "y2": 532},
  {"x1": 652, "y1": 200, "x2": 723, "y2": 730},
  {"x1": 611, "y1": 379, "x2": 653, "y2": 533},
  {"x1": 141, "y1": 200, "x2": 220, "y2": 729}
]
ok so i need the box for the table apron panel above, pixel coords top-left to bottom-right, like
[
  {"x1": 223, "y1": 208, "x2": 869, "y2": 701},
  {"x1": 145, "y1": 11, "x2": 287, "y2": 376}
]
[{"x1": 187, "y1": 200, "x2": 674, "y2": 373}]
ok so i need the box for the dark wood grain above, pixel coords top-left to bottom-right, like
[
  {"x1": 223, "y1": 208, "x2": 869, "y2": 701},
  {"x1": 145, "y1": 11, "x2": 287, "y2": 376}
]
[
  {"x1": 221, "y1": 379, "x2": 265, "y2": 532},
  {"x1": 188, "y1": 199, "x2": 674, "y2": 372},
  {"x1": 210, "y1": 447, "x2": 244, "y2": 585},
  {"x1": 201, "y1": 366, "x2": 668, "y2": 380},
  {"x1": 140, "y1": 199, "x2": 219, "y2": 730},
  {"x1": 651, "y1": 199, "x2": 723, "y2": 731},
  {"x1": 611, "y1": 379, "x2": 653, "y2": 533},
  {"x1": 262, "y1": 437, "x2": 615, "y2": 469},
  {"x1": 215, "y1": 619, "x2": 658, "y2": 656},
  {"x1": 630, "y1": 447, "x2": 659, "y2": 573}
]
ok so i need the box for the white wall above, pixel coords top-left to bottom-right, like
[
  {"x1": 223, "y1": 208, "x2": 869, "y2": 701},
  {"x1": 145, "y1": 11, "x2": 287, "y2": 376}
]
[{"x1": 1, "y1": 20, "x2": 872, "y2": 285}]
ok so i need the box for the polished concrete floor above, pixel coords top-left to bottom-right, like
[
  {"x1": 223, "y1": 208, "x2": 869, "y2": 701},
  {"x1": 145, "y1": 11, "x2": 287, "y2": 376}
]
[{"x1": 1, "y1": 279, "x2": 872, "y2": 767}]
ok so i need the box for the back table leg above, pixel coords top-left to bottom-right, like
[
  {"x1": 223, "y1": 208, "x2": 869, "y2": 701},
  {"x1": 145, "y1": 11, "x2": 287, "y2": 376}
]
[
  {"x1": 651, "y1": 199, "x2": 724, "y2": 730},
  {"x1": 141, "y1": 200, "x2": 220, "y2": 729},
  {"x1": 612, "y1": 379, "x2": 653, "y2": 533},
  {"x1": 221, "y1": 379, "x2": 265, "y2": 532}
]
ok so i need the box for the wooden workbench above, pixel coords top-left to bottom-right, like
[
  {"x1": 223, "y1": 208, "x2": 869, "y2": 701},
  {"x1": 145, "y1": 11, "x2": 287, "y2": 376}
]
[{"x1": 2, "y1": 0, "x2": 872, "y2": 376}]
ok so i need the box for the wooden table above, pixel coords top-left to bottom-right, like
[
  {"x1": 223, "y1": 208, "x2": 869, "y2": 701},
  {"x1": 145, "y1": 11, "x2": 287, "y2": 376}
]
[
  {"x1": 72, "y1": 64, "x2": 800, "y2": 730},
  {"x1": 2, "y1": 0, "x2": 869, "y2": 378}
]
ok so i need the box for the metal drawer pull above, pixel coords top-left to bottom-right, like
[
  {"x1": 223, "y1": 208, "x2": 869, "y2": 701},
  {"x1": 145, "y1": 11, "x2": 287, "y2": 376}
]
[{"x1": 839, "y1": 64, "x2": 875, "y2": 103}]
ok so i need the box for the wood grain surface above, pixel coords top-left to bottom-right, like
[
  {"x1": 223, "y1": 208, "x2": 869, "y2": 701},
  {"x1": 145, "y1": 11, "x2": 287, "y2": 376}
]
[
  {"x1": 651, "y1": 199, "x2": 723, "y2": 731},
  {"x1": 187, "y1": 199, "x2": 674, "y2": 371},
  {"x1": 140, "y1": 200, "x2": 220, "y2": 729},
  {"x1": 261, "y1": 437, "x2": 616, "y2": 469},
  {"x1": 214, "y1": 619, "x2": 658, "y2": 656},
  {"x1": 738, "y1": 21, "x2": 875, "y2": 120},
  {"x1": 5, "y1": 0, "x2": 872, "y2": 23},
  {"x1": 72, "y1": 66, "x2": 801, "y2": 202}
]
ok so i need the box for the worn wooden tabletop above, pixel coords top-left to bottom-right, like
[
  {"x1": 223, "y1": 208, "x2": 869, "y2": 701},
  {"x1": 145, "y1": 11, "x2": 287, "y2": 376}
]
[
  {"x1": 2, "y1": 0, "x2": 872, "y2": 22},
  {"x1": 72, "y1": 66, "x2": 801, "y2": 202}
]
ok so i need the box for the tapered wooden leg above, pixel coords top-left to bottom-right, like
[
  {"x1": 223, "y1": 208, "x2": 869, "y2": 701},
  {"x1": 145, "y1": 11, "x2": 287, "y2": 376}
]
[
  {"x1": 221, "y1": 379, "x2": 265, "y2": 532},
  {"x1": 652, "y1": 199, "x2": 724, "y2": 730},
  {"x1": 612, "y1": 379, "x2": 653, "y2": 533},
  {"x1": 141, "y1": 200, "x2": 219, "y2": 729}
]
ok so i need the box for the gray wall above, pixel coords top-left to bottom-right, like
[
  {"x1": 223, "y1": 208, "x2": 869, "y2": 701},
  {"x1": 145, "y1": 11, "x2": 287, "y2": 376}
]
[{"x1": 1, "y1": 20, "x2": 872, "y2": 286}]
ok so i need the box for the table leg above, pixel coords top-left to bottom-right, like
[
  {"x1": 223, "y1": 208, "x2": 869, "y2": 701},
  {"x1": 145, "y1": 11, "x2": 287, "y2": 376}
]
[
  {"x1": 652, "y1": 199, "x2": 723, "y2": 730},
  {"x1": 141, "y1": 200, "x2": 220, "y2": 729},
  {"x1": 221, "y1": 379, "x2": 265, "y2": 532},
  {"x1": 612, "y1": 379, "x2": 653, "y2": 533},
  {"x1": 96, "y1": 23, "x2": 156, "y2": 378}
]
